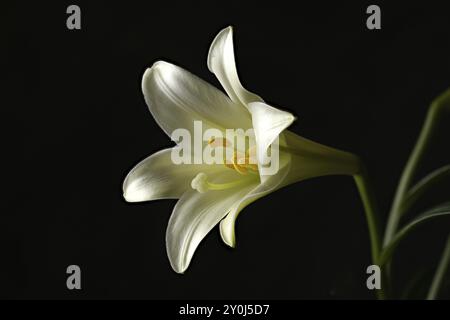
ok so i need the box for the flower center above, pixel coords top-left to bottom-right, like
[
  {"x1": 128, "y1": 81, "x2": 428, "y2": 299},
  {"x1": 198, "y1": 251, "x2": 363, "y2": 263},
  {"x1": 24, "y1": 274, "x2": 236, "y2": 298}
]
[
  {"x1": 208, "y1": 137, "x2": 258, "y2": 175},
  {"x1": 190, "y1": 137, "x2": 260, "y2": 193}
]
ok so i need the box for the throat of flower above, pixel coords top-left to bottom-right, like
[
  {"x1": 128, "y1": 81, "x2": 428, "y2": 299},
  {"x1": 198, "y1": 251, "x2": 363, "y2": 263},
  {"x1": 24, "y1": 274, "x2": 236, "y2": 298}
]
[
  {"x1": 208, "y1": 137, "x2": 258, "y2": 175},
  {"x1": 191, "y1": 172, "x2": 253, "y2": 193}
]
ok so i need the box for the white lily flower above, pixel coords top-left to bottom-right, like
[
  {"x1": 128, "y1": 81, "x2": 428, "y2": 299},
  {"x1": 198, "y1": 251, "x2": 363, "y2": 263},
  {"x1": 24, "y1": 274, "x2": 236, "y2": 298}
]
[{"x1": 123, "y1": 26, "x2": 360, "y2": 273}]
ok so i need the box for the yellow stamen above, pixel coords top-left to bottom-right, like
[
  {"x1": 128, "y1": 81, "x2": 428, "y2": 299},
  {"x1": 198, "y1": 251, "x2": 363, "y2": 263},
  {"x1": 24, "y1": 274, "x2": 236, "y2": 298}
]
[
  {"x1": 235, "y1": 151, "x2": 259, "y2": 173},
  {"x1": 208, "y1": 137, "x2": 231, "y2": 148},
  {"x1": 224, "y1": 163, "x2": 235, "y2": 170},
  {"x1": 232, "y1": 152, "x2": 248, "y2": 175},
  {"x1": 207, "y1": 137, "x2": 258, "y2": 175}
]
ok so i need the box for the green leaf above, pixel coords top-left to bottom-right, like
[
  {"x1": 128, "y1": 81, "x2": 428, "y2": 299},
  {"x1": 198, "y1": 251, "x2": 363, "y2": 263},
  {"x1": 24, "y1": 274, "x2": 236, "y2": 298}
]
[
  {"x1": 380, "y1": 202, "x2": 450, "y2": 266},
  {"x1": 400, "y1": 165, "x2": 450, "y2": 215},
  {"x1": 427, "y1": 235, "x2": 450, "y2": 300},
  {"x1": 383, "y1": 88, "x2": 450, "y2": 247},
  {"x1": 431, "y1": 87, "x2": 450, "y2": 113}
]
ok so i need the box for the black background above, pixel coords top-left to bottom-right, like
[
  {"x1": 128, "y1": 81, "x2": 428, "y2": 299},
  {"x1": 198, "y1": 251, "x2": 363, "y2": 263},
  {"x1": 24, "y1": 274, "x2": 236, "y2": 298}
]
[{"x1": 3, "y1": 1, "x2": 450, "y2": 299}]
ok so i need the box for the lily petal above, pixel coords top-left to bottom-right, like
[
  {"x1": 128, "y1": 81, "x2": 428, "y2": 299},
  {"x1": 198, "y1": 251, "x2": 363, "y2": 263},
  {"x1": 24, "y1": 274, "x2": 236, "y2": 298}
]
[
  {"x1": 219, "y1": 155, "x2": 291, "y2": 247},
  {"x1": 207, "y1": 26, "x2": 263, "y2": 106},
  {"x1": 247, "y1": 101, "x2": 295, "y2": 169},
  {"x1": 123, "y1": 148, "x2": 224, "y2": 202},
  {"x1": 166, "y1": 171, "x2": 256, "y2": 273},
  {"x1": 142, "y1": 61, "x2": 251, "y2": 138}
]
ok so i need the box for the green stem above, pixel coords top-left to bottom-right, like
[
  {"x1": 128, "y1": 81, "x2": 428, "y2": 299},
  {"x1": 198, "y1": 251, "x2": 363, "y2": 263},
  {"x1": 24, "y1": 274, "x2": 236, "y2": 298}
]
[
  {"x1": 384, "y1": 89, "x2": 450, "y2": 247},
  {"x1": 427, "y1": 235, "x2": 450, "y2": 300},
  {"x1": 353, "y1": 165, "x2": 386, "y2": 299},
  {"x1": 354, "y1": 169, "x2": 381, "y2": 265}
]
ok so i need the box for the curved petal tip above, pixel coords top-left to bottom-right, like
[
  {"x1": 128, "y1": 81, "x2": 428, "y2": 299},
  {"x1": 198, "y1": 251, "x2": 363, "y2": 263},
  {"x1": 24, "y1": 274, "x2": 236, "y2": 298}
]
[
  {"x1": 207, "y1": 26, "x2": 263, "y2": 105},
  {"x1": 207, "y1": 26, "x2": 233, "y2": 73},
  {"x1": 220, "y1": 219, "x2": 236, "y2": 248}
]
